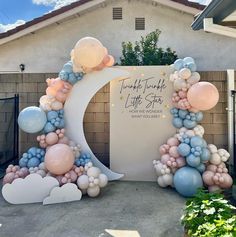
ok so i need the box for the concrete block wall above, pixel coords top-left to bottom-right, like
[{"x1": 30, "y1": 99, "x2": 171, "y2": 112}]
[{"x1": 0, "y1": 71, "x2": 231, "y2": 166}]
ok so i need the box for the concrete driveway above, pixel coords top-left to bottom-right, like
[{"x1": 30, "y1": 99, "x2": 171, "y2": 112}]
[{"x1": 0, "y1": 181, "x2": 185, "y2": 237}]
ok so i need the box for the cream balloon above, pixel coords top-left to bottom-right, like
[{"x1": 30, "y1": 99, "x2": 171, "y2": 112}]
[
  {"x1": 72, "y1": 37, "x2": 106, "y2": 69},
  {"x1": 64, "y1": 68, "x2": 130, "y2": 180}
]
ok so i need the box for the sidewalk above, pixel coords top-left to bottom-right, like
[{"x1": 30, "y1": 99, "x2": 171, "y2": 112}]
[{"x1": 0, "y1": 181, "x2": 185, "y2": 237}]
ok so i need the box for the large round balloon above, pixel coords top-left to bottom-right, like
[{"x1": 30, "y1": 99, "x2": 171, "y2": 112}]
[
  {"x1": 187, "y1": 82, "x2": 219, "y2": 111},
  {"x1": 72, "y1": 37, "x2": 106, "y2": 69},
  {"x1": 45, "y1": 144, "x2": 75, "y2": 175},
  {"x1": 173, "y1": 167, "x2": 203, "y2": 197},
  {"x1": 18, "y1": 106, "x2": 47, "y2": 133}
]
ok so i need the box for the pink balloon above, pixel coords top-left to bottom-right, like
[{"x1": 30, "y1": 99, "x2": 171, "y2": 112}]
[
  {"x1": 187, "y1": 82, "x2": 219, "y2": 111},
  {"x1": 219, "y1": 173, "x2": 233, "y2": 188},
  {"x1": 202, "y1": 170, "x2": 215, "y2": 186},
  {"x1": 3, "y1": 172, "x2": 15, "y2": 185},
  {"x1": 105, "y1": 55, "x2": 115, "y2": 67},
  {"x1": 167, "y1": 137, "x2": 179, "y2": 147},
  {"x1": 102, "y1": 55, "x2": 110, "y2": 65},
  {"x1": 207, "y1": 164, "x2": 217, "y2": 173},
  {"x1": 45, "y1": 144, "x2": 75, "y2": 175},
  {"x1": 46, "y1": 132, "x2": 59, "y2": 145},
  {"x1": 176, "y1": 157, "x2": 186, "y2": 167},
  {"x1": 58, "y1": 136, "x2": 70, "y2": 145},
  {"x1": 169, "y1": 146, "x2": 179, "y2": 158},
  {"x1": 208, "y1": 185, "x2": 221, "y2": 192},
  {"x1": 161, "y1": 154, "x2": 170, "y2": 164}
]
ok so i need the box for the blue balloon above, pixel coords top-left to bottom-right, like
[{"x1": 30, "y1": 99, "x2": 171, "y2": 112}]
[
  {"x1": 183, "y1": 119, "x2": 196, "y2": 129},
  {"x1": 201, "y1": 148, "x2": 210, "y2": 162},
  {"x1": 183, "y1": 57, "x2": 195, "y2": 64},
  {"x1": 178, "y1": 143, "x2": 191, "y2": 157},
  {"x1": 195, "y1": 112, "x2": 203, "y2": 122},
  {"x1": 174, "y1": 59, "x2": 184, "y2": 70},
  {"x1": 178, "y1": 109, "x2": 188, "y2": 119},
  {"x1": 186, "y1": 154, "x2": 201, "y2": 167},
  {"x1": 186, "y1": 62, "x2": 197, "y2": 72},
  {"x1": 43, "y1": 123, "x2": 55, "y2": 133},
  {"x1": 173, "y1": 167, "x2": 203, "y2": 197},
  {"x1": 47, "y1": 111, "x2": 58, "y2": 121},
  {"x1": 18, "y1": 106, "x2": 47, "y2": 133},
  {"x1": 27, "y1": 158, "x2": 40, "y2": 168},
  {"x1": 172, "y1": 118, "x2": 183, "y2": 128},
  {"x1": 190, "y1": 136, "x2": 204, "y2": 148},
  {"x1": 196, "y1": 163, "x2": 206, "y2": 173}
]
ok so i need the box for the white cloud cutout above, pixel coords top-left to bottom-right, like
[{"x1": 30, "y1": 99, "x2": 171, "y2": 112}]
[
  {"x1": 32, "y1": 0, "x2": 79, "y2": 10},
  {"x1": 0, "y1": 20, "x2": 25, "y2": 33},
  {"x1": 43, "y1": 183, "x2": 82, "y2": 205},
  {"x1": 2, "y1": 174, "x2": 59, "y2": 204}
]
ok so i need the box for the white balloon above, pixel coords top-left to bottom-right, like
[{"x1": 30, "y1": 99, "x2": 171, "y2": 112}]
[
  {"x1": 77, "y1": 175, "x2": 89, "y2": 189},
  {"x1": 210, "y1": 153, "x2": 221, "y2": 165},
  {"x1": 178, "y1": 68, "x2": 191, "y2": 80},
  {"x1": 173, "y1": 78, "x2": 187, "y2": 91},
  {"x1": 87, "y1": 186, "x2": 100, "y2": 197},
  {"x1": 187, "y1": 72, "x2": 200, "y2": 85},
  {"x1": 98, "y1": 174, "x2": 108, "y2": 188},
  {"x1": 87, "y1": 167, "x2": 101, "y2": 178},
  {"x1": 208, "y1": 144, "x2": 218, "y2": 153}
]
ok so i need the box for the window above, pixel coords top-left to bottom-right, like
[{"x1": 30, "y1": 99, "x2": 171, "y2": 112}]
[
  {"x1": 135, "y1": 17, "x2": 145, "y2": 30},
  {"x1": 113, "y1": 7, "x2": 122, "y2": 20}
]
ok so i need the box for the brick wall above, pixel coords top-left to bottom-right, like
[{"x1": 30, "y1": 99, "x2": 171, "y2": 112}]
[{"x1": 0, "y1": 71, "x2": 231, "y2": 166}]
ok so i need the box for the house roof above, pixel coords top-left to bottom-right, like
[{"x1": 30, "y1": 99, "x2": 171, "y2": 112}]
[
  {"x1": 0, "y1": 0, "x2": 205, "y2": 44},
  {"x1": 192, "y1": 0, "x2": 236, "y2": 30}
]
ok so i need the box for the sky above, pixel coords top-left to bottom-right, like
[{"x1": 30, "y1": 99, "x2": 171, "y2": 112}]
[{"x1": 0, "y1": 0, "x2": 211, "y2": 33}]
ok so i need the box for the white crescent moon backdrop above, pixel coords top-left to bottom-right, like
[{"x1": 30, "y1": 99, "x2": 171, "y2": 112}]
[{"x1": 64, "y1": 68, "x2": 130, "y2": 181}]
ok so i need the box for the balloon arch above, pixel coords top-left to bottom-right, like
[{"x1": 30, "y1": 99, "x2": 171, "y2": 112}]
[{"x1": 1, "y1": 37, "x2": 233, "y2": 205}]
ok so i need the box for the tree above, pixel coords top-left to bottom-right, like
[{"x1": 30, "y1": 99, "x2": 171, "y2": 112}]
[{"x1": 120, "y1": 29, "x2": 177, "y2": 66}]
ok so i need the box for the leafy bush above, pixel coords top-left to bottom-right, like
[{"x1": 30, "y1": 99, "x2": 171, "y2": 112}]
[
  {"x1": 181, "y1": 189, "x2": 236, "y2": 237},
  {"x1": 120, "y1": 29, "x2": 177, "y2": 66}
]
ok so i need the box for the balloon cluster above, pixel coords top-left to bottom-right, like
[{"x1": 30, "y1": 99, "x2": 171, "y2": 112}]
[
  {"x1": 3, "y1": 37, "x2": 114, "y2": 201},
  {"x1": 171, "y1": 108, "x2": 203, "y2": 129},
  {"x1": 59, "y1": 61, "x2": 84, "y2": 85},
  {"x1": 37, "y1": 129, "x2": 67, "y2": 148},
  {"x1": 75, "y1": 153, "x2": 91, "y2": 167},
  {"x1": 19, "y1": 147, "x2": 45, "y2": 168},
  {"x1": 202, "y1": 144, "x2": 232, "y2": 191},
  {"x1": 29, "y1": 162, "x2": 47, "y2": 177},
  {"x1": 3, "y1": 165, "x2": 29, "y2": 185},
  {"x1": 77, "y1": 162, "x2": 108, "y2": 197},
  {"x1": 43, "y1": 110, "x2": 65, "y2": 133},
  {"x1": 153, "y1": 57, "x2": 232, "y2": 197}
]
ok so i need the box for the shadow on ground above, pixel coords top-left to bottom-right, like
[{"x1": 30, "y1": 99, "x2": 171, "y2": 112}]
[{"x1": 0, "y1": 181, "x2": 185, "y2": 237}]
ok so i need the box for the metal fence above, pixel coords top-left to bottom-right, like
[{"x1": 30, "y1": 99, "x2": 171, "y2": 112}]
[{"x1": 0, "y1": 94, "x2": 19, "y2": 175}]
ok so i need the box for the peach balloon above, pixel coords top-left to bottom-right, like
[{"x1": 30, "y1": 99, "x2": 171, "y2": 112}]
[
  {"x1": 73, "y1": 37, "x2": 106, "y2": 68},
  {"x1": 45, "y1": 132, "x2": 58, "y2": 145},
  {"x1": 105, "y1": 55, "x2": 115, "y2": 67},
  {"x1": 187, "y1": 82, "x2": 219, "y2": 111},
  {"x1": 45, "y1": 144, "x2": 75, "y2": 175}
]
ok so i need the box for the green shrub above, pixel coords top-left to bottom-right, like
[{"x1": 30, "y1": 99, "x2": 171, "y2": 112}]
[
  {"x1": 119, "y1": 29, "x2": 177, "y2": 66},
  {"x1": 181, "y1": 189, "x2": 236, "y2": 237}
]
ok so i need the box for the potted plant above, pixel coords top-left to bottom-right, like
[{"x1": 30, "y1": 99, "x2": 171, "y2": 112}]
[{"x1": 181, "y1": 189, "x2": 236, "y2": 237}]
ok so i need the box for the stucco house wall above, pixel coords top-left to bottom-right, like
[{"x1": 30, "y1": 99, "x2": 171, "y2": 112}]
[{"x1": 0, "y1": 0, "x2": 235, "y2": 73}]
